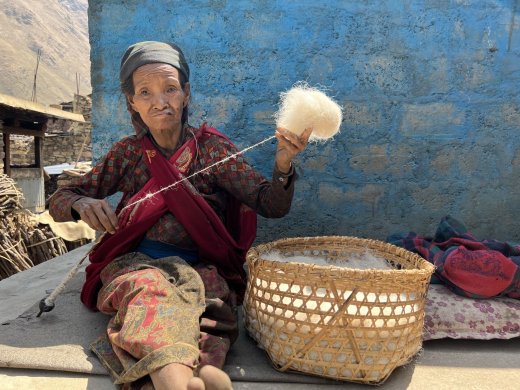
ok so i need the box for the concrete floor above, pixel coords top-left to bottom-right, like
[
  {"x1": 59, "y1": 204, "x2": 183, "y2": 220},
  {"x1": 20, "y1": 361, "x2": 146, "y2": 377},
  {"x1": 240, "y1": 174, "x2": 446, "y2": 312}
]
[{"x1": 1, "y1": 245, "x2": 519, "y2": 390}]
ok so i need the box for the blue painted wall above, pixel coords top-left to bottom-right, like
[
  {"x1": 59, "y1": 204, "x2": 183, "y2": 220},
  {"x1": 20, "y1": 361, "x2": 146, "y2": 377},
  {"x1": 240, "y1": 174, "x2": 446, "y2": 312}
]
[{"x1": 88, "y1": 0, "x2": 520, "y2": 242}]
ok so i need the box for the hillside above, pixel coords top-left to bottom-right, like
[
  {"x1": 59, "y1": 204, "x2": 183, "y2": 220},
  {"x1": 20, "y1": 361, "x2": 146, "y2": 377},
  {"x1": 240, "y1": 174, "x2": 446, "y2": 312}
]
[{"x1": 0, "y1": 0, "x2": 91, "y2": 106}]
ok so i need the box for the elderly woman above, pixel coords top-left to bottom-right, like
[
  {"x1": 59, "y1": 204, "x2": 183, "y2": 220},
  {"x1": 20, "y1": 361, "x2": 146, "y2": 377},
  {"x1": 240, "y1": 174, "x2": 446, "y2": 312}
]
[{"x1": 50, "y1": 41, "x2": 311, "y2": 390}]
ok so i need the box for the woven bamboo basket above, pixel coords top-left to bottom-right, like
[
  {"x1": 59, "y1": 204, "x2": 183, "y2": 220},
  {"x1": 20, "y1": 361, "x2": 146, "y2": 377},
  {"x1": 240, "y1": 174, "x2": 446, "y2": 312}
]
[{"x1": 243, "y1": 236, "x2": 435, "y2": 384}]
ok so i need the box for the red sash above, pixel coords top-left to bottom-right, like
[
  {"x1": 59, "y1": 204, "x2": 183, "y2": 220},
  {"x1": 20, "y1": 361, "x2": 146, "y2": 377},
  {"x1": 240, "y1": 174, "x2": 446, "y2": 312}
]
[{"x1": 81, "y1": 125, "x2": 257, "y2": 309}]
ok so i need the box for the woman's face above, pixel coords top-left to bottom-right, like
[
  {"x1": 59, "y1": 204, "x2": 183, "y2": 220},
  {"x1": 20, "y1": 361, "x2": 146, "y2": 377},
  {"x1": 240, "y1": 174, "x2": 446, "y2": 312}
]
[{"x1": 128, "y1": 63, "x2": 190, "y2": 135}]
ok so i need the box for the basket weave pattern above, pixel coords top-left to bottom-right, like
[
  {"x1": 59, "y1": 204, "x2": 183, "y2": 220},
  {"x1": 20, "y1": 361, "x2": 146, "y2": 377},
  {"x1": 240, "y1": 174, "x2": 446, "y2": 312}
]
[{"x1": 243, "y1": 236, "x2": 434, "y2": 384}]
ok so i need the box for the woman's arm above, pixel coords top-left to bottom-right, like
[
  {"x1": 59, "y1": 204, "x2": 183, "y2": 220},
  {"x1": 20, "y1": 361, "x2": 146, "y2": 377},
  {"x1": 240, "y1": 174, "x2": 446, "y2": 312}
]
[
  {"x1": 207, "y1": 128, "x2": 311, "y2": 218},
  {"x1": 49, "y1": 138, "x2": 138, "y2": 233}
]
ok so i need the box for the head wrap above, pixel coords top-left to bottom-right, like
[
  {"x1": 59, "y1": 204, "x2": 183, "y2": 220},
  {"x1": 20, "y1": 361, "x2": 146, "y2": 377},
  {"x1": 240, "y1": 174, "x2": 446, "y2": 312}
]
[{"x1": 119, "y1": 41, "x2": 190, "y2": 85}]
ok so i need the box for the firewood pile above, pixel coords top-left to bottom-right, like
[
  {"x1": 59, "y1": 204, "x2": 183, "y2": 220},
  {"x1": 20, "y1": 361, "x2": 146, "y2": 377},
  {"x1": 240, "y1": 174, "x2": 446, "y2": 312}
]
[{"x1": 0, "y1": 174, "x2": 68, "y2": 280}]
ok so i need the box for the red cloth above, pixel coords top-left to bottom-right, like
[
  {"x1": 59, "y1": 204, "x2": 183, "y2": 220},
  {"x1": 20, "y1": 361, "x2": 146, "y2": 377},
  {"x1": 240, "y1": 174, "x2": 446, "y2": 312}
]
[
  {"x1": 81, "y1": 125, "x2": 256, "y2": 309},
  {"x1": 440, "y1": 245, "x2": 517, "y2": 297},
  {"x1": 388, "y1": 215, "x2": 520, "y2": 299}
]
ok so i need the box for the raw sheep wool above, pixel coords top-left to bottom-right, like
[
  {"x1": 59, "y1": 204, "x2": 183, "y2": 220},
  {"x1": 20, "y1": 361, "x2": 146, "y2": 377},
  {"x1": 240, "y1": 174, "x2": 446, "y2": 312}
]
[
  {"x1": 261, "y1": 249, "x2": 394, "y2": 270},
  {"x1": 274, "y1": 82, "x2": 343, "y2": 141}
]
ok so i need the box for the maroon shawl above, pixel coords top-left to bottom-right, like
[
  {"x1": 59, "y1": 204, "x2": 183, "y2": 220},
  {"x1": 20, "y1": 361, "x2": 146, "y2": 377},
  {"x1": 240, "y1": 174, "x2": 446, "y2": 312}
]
[{"x1": 81, "y1": 125, "x2": 257, "y2": 309}]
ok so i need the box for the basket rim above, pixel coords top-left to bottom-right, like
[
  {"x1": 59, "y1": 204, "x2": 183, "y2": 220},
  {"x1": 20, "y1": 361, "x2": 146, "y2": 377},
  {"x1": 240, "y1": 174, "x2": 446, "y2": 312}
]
[{"x1": 247, "y1": 235, "x2": 435, "y2": 274}]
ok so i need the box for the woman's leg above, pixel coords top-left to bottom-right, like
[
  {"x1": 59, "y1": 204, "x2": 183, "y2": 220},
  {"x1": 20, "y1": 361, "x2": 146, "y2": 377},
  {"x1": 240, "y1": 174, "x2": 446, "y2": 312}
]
[
  {"x1": 150, "y1": 362, "x2": 205, "y2": 390},
  {"x1": 96, "y1": 259, "x2": 206, "y2": 387},
  {"x1": 93, "y1": 256, "x2": 235, "y2": 389},
  {"x1": 149, "y1": 364, "x2": 233, "y2": 390},
  {"x1": 197, "y1": 365, "x2": 232, "y2": 390}
]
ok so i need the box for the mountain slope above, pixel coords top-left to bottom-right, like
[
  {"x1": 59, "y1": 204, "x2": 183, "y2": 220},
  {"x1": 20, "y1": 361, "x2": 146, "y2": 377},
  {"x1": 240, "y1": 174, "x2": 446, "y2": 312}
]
[{"x1": 0, "y1": 0, "x2": 91, "y2": 106}]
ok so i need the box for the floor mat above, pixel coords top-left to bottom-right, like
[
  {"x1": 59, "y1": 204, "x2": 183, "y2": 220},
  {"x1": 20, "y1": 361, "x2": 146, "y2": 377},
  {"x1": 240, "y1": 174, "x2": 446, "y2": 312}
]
[{"x1": 0, "y1": 270, "x2": 337, "y2": 385}]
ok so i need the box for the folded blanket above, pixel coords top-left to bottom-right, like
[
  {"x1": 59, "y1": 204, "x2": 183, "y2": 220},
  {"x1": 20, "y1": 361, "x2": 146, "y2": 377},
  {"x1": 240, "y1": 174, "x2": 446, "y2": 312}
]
[{"x1": 387, "y1": 215, "x2": 520, "y2": 299}]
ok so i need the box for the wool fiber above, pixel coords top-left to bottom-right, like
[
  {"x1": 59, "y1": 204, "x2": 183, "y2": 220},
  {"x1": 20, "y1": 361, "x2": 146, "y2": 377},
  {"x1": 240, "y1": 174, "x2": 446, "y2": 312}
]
[
  {"x1": 262, "y1": 249, "x2": 393, "y2": 270},
  {"x1": 274, "y1": 83, "x2": 342, "y2": 141}
]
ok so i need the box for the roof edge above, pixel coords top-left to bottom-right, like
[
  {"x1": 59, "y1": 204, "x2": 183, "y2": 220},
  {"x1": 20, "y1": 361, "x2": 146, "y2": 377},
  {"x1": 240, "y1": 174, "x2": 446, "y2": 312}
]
[{"x1": 0, "y1": 93, "x2": 85, "y2": 123}]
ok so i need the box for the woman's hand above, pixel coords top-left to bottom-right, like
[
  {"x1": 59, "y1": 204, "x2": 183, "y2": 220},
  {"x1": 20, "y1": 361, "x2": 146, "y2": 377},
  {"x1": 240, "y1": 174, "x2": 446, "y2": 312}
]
[
  {"x1": 275, "y1": 127, "x2": 312, "y2": 173},
  {"x1": 72, "y1": 197, "x2": 118, "y2": 234}
]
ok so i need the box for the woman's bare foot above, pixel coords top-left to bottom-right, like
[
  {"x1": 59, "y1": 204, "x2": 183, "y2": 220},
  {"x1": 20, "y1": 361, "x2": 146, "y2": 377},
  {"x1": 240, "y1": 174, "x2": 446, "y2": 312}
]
[
  {"x1": 150, "y1": 362, "x2": 195, "y2": 390},
  {"x1": 187, "y1": 377, "x2": 205, "y2": 390},
  {"x1": 197, "y1": 365, "x2": 232, "y2": 390}
]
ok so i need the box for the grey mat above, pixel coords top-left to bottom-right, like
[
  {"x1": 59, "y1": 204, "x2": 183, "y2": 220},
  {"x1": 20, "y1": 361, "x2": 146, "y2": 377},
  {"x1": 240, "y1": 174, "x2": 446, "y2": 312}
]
[{"x1": 0, "y1": 270, "x2": 340, "y2": 385}]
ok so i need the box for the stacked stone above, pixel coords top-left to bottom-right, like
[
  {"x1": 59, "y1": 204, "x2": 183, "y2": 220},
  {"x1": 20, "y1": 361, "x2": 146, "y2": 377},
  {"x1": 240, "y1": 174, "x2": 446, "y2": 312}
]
[{"x1": 45, "y1": 94, "x2": 93, "y2": 165}]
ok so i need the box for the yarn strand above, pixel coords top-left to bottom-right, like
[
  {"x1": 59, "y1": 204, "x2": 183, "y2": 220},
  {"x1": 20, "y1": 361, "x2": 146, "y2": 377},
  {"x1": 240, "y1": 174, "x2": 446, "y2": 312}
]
[
  {"x1": 36, "y1": 134, "x2": 276, "y2": 316},
  {"x1": 121, "y1": 134, "x2": 276, "y2": 212}
]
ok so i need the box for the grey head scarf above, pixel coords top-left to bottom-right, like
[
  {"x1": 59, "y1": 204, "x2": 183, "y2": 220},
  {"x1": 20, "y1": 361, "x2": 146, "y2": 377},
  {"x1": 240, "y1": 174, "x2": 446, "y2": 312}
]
[{"x1": 120, "y1": 41, "x2": 190, "y2": 85}]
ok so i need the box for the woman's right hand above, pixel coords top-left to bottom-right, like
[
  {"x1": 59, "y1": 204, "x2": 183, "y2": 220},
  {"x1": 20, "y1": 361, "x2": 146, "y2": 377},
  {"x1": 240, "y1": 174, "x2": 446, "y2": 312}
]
[{"x1": 72, "y1": 197, "x2": 118, "y2": 234}]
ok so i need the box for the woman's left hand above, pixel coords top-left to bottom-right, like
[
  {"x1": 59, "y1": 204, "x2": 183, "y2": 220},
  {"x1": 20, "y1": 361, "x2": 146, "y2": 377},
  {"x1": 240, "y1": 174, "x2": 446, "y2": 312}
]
[{"x1": 275, "y1": 127, "x2": 312, "y2": 173}]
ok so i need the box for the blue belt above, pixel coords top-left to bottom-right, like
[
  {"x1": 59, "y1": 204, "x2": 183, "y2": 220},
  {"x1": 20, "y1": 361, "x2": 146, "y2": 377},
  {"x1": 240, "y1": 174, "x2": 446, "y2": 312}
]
[{"x1": 136, "y1": 238, "x2": 199, "y2": 265}]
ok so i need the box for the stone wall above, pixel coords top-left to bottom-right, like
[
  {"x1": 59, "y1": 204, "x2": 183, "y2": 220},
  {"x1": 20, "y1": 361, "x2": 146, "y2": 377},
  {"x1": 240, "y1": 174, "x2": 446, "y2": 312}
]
[{"x1": 88, "y1": 0, "x2": 520, "y2": 242}]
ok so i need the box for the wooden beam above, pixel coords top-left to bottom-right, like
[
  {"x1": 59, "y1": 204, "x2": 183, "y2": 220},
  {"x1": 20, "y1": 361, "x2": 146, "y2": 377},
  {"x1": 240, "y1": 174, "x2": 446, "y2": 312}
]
[
  {"x1": 33, "y1": 121, "x2": 45, "y2": 168},
  {"x1": 34, "y1": 135, "x2": 42, "y2": 168},
  {"x1": 3, "y1": 132, "x2": 10, "y2": 176},
  {"x1": 0, "y1": 125, "x2": 45, "y2": 137}
]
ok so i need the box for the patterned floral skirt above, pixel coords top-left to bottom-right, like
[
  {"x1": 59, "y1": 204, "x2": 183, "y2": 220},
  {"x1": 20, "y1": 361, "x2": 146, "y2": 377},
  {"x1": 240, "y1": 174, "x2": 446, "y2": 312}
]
[{"x1": 90, "y1": 252, "x2": 239, "y2": 389}]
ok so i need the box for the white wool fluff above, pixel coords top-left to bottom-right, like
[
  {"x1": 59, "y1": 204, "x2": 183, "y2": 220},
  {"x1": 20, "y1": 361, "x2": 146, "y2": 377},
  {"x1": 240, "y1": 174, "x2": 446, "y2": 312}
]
[
  {"x1": 274, "y1": 83, "x2": 343, "y2": 141},
  {"x1": 261, "y1": 249, "x2": 393, "y2": 270}
]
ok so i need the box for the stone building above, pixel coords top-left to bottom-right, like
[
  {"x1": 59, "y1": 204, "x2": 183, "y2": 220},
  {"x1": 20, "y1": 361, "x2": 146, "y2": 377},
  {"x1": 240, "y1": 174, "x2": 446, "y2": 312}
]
[
  {"x1": 0, "y1": 94, "x2": 92, "y2": 169},
  {"x1": 0, "y1": 93, "x2": 88, "y2": 211}
]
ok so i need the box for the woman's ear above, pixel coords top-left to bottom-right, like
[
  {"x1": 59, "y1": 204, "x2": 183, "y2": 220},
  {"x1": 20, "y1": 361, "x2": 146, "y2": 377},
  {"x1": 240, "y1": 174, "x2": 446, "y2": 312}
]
[
  {"x1": 127, "y1": 94, "x2": 137, "y2": 111},
  {"x1": 183, "y1": 82, "x2": 191, "y2": 107}
]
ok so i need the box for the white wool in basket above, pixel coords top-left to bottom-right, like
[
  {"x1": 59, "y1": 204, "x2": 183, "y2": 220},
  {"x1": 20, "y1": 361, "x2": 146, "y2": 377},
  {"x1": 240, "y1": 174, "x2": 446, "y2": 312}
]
[
  {"x1": 261, "y1": 249, "x2": 393, "y2": 270},
  {"x1": 274, "y1": 83, "x2": 343, "y2": 141}
]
